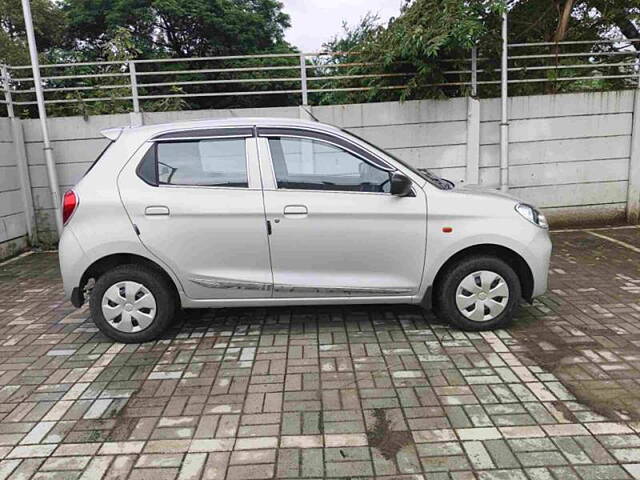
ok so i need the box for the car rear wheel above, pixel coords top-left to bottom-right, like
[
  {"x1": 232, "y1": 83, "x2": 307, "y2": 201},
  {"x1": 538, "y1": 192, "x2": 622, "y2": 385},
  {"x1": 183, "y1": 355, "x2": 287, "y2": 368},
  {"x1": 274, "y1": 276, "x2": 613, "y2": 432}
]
[
  {"x1": 434, "y1": 256, "x2": 521, "y2": 331},
  {"x1": 90, "y1": 264, "x2": 175, "y2": 343}
]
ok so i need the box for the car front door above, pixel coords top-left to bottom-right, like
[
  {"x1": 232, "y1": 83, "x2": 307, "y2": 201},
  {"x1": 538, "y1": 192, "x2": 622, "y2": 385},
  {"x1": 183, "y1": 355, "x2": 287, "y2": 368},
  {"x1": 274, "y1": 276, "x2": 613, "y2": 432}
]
[
  {"x1": 257, "y1": 127, "x2": 427, "y2": 298},
  {"x1": 118, "y1": 128, "x2": 273, "y2": 300}
]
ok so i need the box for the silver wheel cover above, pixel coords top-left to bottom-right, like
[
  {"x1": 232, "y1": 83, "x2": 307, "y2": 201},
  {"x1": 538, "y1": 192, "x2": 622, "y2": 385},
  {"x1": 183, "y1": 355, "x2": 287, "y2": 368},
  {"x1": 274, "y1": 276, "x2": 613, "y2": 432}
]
[
  {"x1": 455, "y1": 270, "x2": 509, "y2": 323},
  {"x1": 101, "y1": 281, "x2": 157, "y2": 333}
]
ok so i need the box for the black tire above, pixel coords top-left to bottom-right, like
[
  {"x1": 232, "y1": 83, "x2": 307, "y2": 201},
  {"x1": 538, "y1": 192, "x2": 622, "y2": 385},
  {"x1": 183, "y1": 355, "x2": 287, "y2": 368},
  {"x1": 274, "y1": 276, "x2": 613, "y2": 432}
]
[
  {"x1": 90, "y1": 264, "x2": 175, "y2": 343},
  {"x1": 434, "y1": 256, "x2": 521, "y2": 331}
]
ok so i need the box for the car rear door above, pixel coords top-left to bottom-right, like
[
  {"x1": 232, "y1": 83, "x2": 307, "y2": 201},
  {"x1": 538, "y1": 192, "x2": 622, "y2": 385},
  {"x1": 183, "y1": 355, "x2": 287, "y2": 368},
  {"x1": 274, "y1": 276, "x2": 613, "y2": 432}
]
[
  {"x1": 118, "y1": 127, "x2": 273, "y2": 300},
  {"x1": 257, "y1": 127, "x2": 427, "y2": 298}
]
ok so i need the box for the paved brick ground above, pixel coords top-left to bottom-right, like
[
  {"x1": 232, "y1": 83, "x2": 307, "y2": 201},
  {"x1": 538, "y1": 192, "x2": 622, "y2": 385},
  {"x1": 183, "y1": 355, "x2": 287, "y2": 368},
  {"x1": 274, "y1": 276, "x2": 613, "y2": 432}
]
[{"x1": 0, "y1": 227, "x2": 639, "y2": 480}]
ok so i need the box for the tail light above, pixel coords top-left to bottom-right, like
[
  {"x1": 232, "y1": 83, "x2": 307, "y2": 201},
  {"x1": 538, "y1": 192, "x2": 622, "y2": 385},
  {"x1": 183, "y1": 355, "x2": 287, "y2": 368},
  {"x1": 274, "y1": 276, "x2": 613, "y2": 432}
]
[{"x1": 62, "y1": 190, "x2": 78, "y2": 225}]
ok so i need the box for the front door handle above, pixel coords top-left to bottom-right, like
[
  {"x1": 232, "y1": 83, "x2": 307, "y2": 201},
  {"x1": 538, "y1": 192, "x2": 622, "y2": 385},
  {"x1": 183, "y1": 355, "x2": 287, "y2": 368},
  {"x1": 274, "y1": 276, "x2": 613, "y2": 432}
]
[
  {"x1": 283, "y1": 205, "x2": 308, "y2": 216},
  {"x1": 145, "y1": 206, "x2": 170, "y2": 216}
]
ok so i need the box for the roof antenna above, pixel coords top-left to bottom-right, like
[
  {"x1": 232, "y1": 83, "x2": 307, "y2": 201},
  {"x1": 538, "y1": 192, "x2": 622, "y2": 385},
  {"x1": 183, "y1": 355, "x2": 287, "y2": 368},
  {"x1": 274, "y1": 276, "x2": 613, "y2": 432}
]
[{"x1": 300, "y1": 105, "x2": 319, "y2": 122}]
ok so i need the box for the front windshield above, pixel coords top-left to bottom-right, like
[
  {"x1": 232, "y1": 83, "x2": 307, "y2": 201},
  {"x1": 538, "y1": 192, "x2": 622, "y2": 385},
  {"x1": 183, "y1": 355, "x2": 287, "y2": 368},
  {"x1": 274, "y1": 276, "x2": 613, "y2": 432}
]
[{"x1": 342, "y1": 128, "x2": 454, "y2": 190}]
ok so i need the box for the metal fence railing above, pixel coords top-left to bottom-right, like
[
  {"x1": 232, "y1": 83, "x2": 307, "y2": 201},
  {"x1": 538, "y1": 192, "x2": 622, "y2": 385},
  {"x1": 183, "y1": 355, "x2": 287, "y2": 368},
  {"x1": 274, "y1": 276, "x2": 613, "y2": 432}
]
[{"x1": 1, "y1": 38, "x2": 639, "y2": 118}]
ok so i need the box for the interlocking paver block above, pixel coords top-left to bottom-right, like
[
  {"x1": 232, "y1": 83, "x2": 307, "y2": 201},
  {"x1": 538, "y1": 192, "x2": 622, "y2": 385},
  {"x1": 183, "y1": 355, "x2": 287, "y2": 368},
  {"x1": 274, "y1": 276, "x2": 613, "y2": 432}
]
[{"x1": 1, "y1": 229, "x2": 640, "y2": 479}]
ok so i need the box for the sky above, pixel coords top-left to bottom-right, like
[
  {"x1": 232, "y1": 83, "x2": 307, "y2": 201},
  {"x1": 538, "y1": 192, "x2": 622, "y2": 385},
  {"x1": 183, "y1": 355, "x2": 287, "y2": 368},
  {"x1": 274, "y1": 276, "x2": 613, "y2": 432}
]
[{"x1": 281, "y1": 0, "x2": 404, "y2": 53}]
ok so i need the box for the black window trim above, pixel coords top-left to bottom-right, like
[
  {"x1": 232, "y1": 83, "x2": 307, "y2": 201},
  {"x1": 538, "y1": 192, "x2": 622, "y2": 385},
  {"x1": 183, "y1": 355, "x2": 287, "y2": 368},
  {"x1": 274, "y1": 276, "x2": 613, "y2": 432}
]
[{"x1": 152, "y1": 127, "x2": 254, "y2": 141}]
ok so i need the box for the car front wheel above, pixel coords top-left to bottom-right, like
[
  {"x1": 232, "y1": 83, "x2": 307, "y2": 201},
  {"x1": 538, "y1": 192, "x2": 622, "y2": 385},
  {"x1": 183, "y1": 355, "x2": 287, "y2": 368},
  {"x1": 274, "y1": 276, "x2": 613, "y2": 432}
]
[
  {"x1": 434, "y1": 256, "x2": 521, "y2": 331},
  {"x1": 90, "y1": 264, "x2": 175, "y2": 343}
]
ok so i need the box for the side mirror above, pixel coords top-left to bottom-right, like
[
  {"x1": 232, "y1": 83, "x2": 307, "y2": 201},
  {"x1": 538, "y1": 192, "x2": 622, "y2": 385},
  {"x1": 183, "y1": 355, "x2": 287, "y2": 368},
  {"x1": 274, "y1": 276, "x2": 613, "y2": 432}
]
[{"x1": 390, "y1": 172, "x2": 413, "y2": 196}]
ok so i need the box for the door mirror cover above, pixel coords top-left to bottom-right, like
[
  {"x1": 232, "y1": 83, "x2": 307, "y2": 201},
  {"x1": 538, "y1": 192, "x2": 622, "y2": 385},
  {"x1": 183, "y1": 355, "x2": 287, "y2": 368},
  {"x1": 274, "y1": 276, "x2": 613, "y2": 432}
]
[{"x1": 390, "y1": 172, "x2": 413, "y2": 196}]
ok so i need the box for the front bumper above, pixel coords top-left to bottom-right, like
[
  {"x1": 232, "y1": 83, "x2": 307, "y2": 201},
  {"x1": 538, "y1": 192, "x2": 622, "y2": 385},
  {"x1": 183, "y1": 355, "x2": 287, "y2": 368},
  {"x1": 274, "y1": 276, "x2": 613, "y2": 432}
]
[{"x1": 528, "y1": 228, "x2": 552, "y2": 298}]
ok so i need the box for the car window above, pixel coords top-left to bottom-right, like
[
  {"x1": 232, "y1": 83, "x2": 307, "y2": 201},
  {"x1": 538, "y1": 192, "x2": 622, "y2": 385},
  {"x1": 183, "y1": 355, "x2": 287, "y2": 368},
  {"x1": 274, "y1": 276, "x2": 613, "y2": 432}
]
[
  {"x1": 268, "y1": 137, "x2": 391, "y2": 193},
  {"x1": 156, "y1": 138, "x2": 248, "y2": 187}
]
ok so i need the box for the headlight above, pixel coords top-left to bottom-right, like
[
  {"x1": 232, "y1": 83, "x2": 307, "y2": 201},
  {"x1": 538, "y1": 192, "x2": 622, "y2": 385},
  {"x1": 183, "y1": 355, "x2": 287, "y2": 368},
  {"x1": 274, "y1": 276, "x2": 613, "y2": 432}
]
[{"x1": 515, "y1": 203, "x2": 548, "y2": 229}]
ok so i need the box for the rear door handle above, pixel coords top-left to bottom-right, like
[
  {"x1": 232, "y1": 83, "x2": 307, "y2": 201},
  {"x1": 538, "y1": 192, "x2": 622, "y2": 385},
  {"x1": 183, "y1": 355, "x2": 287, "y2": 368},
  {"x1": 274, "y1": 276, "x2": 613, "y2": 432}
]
[
  {"x1": 145, "y1": 206, "x2": 170, "y2": 216},
  {"x1": 283, "y1": 205, "x2": 308, "y2": 216}
]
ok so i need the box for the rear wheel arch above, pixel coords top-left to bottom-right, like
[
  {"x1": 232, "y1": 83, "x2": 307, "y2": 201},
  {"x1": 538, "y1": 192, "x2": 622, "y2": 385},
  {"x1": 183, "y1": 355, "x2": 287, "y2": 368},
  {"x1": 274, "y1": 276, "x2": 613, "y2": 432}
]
[
  {"x1": 80, "y1": 253, "x2": 182, "y2": 308},
  {"x1": 431, "y1": 244, "x2": 534, "y2": 304}
]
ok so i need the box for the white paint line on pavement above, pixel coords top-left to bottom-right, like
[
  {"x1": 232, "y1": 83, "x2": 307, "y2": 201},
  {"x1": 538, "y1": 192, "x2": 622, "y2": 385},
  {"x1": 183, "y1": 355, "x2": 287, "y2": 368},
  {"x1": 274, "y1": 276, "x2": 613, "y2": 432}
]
[
  {"x1": 0, "y1": 250, "x2": 33, "y2": 267},
  {"x1": 586, "y1": 230, "x2": 640, "y2": 254}
]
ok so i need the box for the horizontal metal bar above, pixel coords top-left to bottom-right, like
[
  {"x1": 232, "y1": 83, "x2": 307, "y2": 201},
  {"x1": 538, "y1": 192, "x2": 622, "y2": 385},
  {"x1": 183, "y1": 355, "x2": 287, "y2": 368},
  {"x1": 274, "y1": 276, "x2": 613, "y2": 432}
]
[
  {"x1": 305, "y1": 60, "x2": 411, "y2": 69},
  {"x1": 139, "y1": 89, "x2": 303, "y2": 99},
  {"x1": 134, "y1": 52, "x2": 302, "y2": 64},
  {"x1": 305, "y1": 62, "x2": 387, "y2": 70},
  {"x1": 138, "y1": 77, "x2": 302, "y2": 88},
  {"x1": 307, "y1": 72, "x2": 413, "y2": 82},
  {"x1": 13, "y1": 95, "x2": 133, "y2": 105},
  {"x1": 135, "y1": 65, "x2": 299, "y2": 76},
  {"x1": 131, "y1": 51, "x2": 358, "y2": 64},
  {"x1": 307, "y1": 85, "x2": 407, "y2": 93},
  {"x1": 14, "y1": 84, "x2": 133, "y2": 94},
  {"x1": 468, "y1": 73, "x2": 637, "y2": 86},
  {"x1": 8, "y1": 59, "x2": 129, "y2": 70},
  {"x1": 509, "y1": 38, "x2": 640, "y2": 47},
  {"x1": 510, "y1": 51, "x2": 640, "y2": 60},
  {"x1": 508, "y1": 62, "x2": 636, "y2": 73},
  {"x1": 444, "y1": 60, "x2": 636, "y2": 76},
  {"x1": 439, "y1": 58, "x2": 486, "y2": 63},
  {"x1": 10, "y1": 71, "x2": 129, "y2": 83},
  {"x1": 507, "y1": 73, "x2": 638, "y2": 84}
]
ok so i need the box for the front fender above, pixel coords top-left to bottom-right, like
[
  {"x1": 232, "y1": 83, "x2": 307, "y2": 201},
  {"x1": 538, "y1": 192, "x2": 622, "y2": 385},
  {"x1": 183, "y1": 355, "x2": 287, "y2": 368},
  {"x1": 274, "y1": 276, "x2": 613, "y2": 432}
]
[{"x1": 418, "y1": 217, "x2": 550, "y2": 301}]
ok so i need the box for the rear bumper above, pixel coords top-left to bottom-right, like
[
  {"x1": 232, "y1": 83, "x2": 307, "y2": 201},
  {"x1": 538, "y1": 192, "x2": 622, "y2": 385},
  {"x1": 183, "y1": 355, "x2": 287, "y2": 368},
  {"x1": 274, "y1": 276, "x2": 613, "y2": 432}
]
[
  {"x1": 59, "y1": 226, "x2": 88, "y2": 306},
  {"x1": 70, "y1": 287, "x2": 84, "y2": 307}
]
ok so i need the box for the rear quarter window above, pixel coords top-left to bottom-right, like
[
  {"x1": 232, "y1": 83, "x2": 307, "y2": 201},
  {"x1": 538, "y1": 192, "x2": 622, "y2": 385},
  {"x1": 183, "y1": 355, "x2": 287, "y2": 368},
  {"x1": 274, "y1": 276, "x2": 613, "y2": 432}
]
[{"x1": 136, "y1": 144, "x2": 158, "y2": 186}]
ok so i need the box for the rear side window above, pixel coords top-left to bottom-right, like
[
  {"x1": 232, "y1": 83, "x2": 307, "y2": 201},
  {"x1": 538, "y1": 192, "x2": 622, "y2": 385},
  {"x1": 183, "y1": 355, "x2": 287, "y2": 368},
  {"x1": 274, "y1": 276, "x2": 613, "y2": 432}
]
[{"x1": 137, "y1": 138, "x2": 248, "y2": 188}]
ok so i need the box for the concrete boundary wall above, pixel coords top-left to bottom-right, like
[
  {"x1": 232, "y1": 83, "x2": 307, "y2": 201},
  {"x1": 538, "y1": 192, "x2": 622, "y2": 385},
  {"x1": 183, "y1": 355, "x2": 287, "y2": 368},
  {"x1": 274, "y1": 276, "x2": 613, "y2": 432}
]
[
  {"x1": 5, "y1": 90, "x2": 640, "y2": 249},
  {"x1": 0, "y1": 118, "x2": 28, "y2": 258}
]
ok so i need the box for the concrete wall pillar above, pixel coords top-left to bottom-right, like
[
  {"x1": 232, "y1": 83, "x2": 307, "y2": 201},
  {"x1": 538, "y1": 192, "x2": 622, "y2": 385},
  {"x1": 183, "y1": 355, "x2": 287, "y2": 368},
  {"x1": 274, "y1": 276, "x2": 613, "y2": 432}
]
[
  {"x1": 10, "y1": 118, "x2": 37, "y2": 244},
  {"x1": 628, "y1": 88, "x2": 640, "y2": 224},
  {"x1": 465, "y1": 97, "x2": 480, "y2": 185},
  {"x1": 129, "y1": 111, "x2": 144, "y2": 127}
]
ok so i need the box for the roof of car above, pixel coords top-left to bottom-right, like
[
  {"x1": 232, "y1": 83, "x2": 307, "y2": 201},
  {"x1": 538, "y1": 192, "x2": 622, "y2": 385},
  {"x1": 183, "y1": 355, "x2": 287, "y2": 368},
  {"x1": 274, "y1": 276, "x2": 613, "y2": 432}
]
[{"x1": 101, "y1": 116, "x2": 341, "y2": 141}]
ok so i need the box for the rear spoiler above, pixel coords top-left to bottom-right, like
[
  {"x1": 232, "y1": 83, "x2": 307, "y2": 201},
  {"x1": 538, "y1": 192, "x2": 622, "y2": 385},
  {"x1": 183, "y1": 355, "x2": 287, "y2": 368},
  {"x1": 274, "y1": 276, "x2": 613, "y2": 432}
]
[{"x1": 101, "y1": 127, "x2": 125, "y2": 141}]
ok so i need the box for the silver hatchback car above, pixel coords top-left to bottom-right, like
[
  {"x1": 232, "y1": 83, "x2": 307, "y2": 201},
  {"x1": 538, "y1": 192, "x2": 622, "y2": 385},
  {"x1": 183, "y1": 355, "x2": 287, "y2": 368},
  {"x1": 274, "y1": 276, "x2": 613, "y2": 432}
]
[{"x1": 59, "y1": 117, "x2": 552, "y2": 343}]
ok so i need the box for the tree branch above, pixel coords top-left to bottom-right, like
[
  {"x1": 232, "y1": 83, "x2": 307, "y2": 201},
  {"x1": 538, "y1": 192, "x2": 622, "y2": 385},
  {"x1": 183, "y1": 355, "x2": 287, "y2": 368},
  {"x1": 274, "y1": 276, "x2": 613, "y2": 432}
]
[{"x1": 552, "y1": 0, "x2": 576, "y2": 43}]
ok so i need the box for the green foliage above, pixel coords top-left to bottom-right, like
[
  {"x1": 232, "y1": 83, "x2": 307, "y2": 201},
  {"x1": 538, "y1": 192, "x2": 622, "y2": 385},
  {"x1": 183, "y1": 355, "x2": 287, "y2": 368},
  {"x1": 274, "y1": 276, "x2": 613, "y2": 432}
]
[
  {"x1": 4, "y1": 0, "x2": 297, "y2": 116},
  {"x1": 316, "y1": 0, "x2": 503, "y2": 103},
  {"x1": 61, "y1": 0, "x2": 291, "y2": 57},
  {"x1": 2, "y1": 0, "x2": 640, "y2": 117},
  {"x1": 319, "y1": 0, "x2": 640, "y2": 101},
  {"x1": 0, "y1": 0, "x2": 67, "y2": 65}
]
